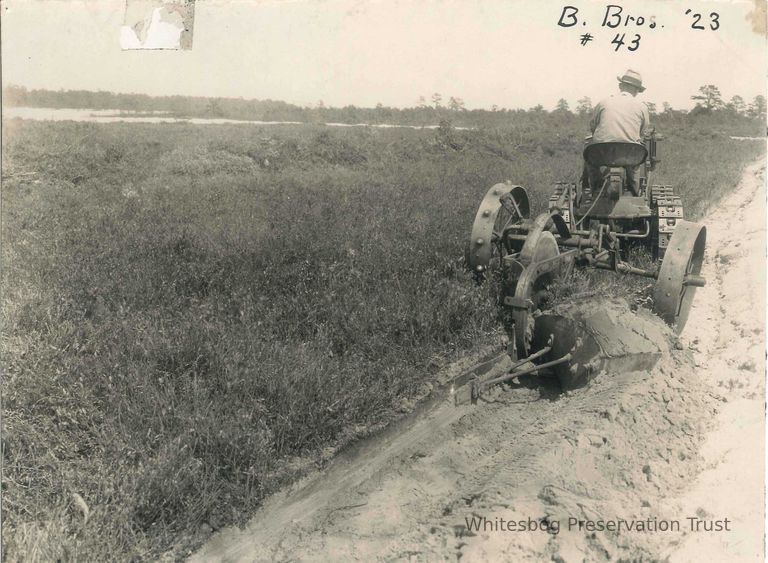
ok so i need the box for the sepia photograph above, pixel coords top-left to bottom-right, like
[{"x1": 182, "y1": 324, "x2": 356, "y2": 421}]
[{"x1": 2, "y1": 0, "x2": 766, "y2": 560}]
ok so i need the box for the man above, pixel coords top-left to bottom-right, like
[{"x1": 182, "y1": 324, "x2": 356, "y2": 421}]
[{"x1": 583, "y1": 69, "x2": 650, "y2": 193}]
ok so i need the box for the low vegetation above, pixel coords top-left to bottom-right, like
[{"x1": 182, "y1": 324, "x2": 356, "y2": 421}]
[{"x1": 2, "y1": 111, "x2": 763, "y2": 560}]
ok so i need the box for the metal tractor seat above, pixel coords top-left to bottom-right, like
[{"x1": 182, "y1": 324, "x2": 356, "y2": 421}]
[{"x1": 583, "y1": 142, "x2": 648, "y2": 167}]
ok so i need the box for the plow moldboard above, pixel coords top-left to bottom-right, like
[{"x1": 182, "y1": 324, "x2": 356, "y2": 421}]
[{"x1": 534, "y1": 298, "x2": 670, "y2": 390}]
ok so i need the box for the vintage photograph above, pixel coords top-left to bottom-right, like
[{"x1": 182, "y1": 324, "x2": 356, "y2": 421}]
[{"x1": 2, "y1": 0, "x2": 766, "y2": 560}]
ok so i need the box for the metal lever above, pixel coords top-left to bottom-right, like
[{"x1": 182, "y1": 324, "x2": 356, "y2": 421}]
[{"x1": 473, "y1": 353, "x2": 572, "y2": 399}]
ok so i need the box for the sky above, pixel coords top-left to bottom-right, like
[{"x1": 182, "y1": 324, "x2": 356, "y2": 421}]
[{"x1": 3, "y1": 0, "x2": 767, "y2": 110}]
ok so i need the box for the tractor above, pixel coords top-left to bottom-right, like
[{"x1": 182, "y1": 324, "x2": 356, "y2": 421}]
[{"x1": 462, "y1": 131, "x2": 706, "y2": 397}]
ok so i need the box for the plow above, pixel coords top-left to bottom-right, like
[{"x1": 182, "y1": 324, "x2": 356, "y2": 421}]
[{"x1": 456, "y1": 132, "x2": 706, "y2": 403}]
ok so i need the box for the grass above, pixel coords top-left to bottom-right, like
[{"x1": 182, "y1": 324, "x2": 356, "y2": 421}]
[{"x1": 1, "y1": 113, "x2": 764, "y2": 560}]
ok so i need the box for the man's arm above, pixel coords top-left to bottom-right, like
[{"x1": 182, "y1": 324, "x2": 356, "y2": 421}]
[
  {"x1": 589, "y1": 102, "x2": 603, "y2": 134},
  {"x1": 640, "y1": 102, "x2": 651, "y2": 139}
]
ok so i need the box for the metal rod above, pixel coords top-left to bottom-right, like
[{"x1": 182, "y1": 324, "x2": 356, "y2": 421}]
[
  {"x1": 506, "y1": 343, "x2": 552, "y2": 372},
  {"x1": 565, "y1": 228, "x2": 593, "y2": 237},
  {"x1": 505, "y1": 229, "x2": 594, "y2": 242},
  {"x1": 557, "y1": 237, "x2": 599, "y2": 248},
  {"x1": 591, "y1": 260, "x2": 658, "y2": 279},
  {"x1": 500, "y1": 206, "x2": 519, "y2": 233},
  {"x1": 508, "y1": 192, "x2": 523, "y2": 221},
  {"x1": 614, "y1": 221, "x2": 651, "y2": 239},
  {"x1": 683, "y1": 274, "x2": 706, "y2": 287},
  {"x1": 480, "y1": 353, "x2": 573, "y2": 390}
]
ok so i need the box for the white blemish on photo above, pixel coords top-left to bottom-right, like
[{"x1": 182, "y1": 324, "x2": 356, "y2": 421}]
[{"x1": 120, "y1": 0, "x2": 194, "y2": 50}]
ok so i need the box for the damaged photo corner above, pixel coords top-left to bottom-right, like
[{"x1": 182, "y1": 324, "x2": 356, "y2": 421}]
[{"x1": 1, "y1": 0, "x2": 767, "y2": 561}]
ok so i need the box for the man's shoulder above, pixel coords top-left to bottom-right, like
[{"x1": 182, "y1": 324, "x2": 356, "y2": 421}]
[
  {"x1": 596, "y1": 94, "x2": 615, "y2": 105},
  {"x1": 592, "y1": 95, "x2": 613, "y2": 112},
  {"x1": 633, "y1": 97, "x2": 651, "y2": 114},
  {"x1": 602, "y1": 93, "x2": 647, "y2": 110}
]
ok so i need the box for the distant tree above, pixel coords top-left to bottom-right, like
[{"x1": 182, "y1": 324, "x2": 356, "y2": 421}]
[
  {"x1": 342, "y1": 105, "x2": 360, "y2": 121},
  {"x1": 555, "y1": 98, "x2": 570, "y2": 113},
  {"x1": 575, "y1": 96, "x2": 592, "y2": 116},
  {"x1": 726, "y1": 95, "x2": 746, "y2": 115},
  {"x1": 662, "y1": 102, "x2": 673, "y2": 114},
  {"x1": 416, "y1": 96, "x2": 427, "y2": 108},
  {"x1": 747, "y1": 95, "x2": 766, "y2": 119},
  {"x1": 373, "y1": 102, "x2": 393, "y2": 123},
  {"x1": 431, "y1": 93, "x2": 442, "y2": 108},
  {"x1": 530, "y1": 104, "x2": 545, "y2": 113},
  {"x1": 206, "y1": 98, "x2": 224, "y2": 117},
  {"x1": 491, "y1": 104, "x2": 499, "y2": 112},
  {"x1": 317, "y1": 100, "x2": 326, "y2": 109},
  {"x1": 645, "y1": 102, "x2": 657, "y2": 116},
  {"x1": 448, "y1": 96, "x2": 465, "y2": 111},
  {"x1": 691, "y1": 85, "x2": 724, "y2": 111}
]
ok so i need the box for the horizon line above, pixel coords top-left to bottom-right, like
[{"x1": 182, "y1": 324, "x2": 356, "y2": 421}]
[{"x1": 6, "y1": 84, "x2": 762, "y2": 113}]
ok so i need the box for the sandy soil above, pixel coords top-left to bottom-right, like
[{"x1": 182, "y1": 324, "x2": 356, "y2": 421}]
[
  {"x1": 666, "y1": 160, "x2": 766, "y2": 562},
  {"x1": 191, "y1": 161, "x2": 765, "y2": 562}
]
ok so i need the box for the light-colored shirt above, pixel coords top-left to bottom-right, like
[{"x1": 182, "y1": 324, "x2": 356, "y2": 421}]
[{"x1": 589, "y1": 92, "x2": 650, "y2": 144}]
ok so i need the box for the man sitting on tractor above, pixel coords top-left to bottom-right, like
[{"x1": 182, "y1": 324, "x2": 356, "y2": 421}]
[{"x1": 583, "y1": 69, "x2": 651, "y2": 194}]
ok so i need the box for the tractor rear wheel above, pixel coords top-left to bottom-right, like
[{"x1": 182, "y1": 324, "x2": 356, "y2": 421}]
[{"x1": 652, "y1": 220, "x2": 706, "y2": 333}]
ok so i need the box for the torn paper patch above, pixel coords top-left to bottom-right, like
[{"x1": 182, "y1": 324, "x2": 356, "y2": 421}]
[{"x1": 120, "y1": 0, "x2": 194, "y2": 50}]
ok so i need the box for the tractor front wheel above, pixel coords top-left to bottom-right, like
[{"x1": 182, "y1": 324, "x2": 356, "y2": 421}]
[{"x1": 466, "y1": 184, "x2": 529, "y2": 280}]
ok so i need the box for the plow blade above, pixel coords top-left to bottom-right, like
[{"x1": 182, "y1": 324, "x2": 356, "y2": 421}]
[
  {"x1": 454, "y1": 298, "x2": 670, "y2": 403},
  {"x1": 533, "y1": 299, "x2": 669, "y2": 390}
]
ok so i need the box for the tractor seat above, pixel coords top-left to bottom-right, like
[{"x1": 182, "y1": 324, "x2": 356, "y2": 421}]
[{"x1": 583, "y1": 142, "x2": 648, "y2": 167}]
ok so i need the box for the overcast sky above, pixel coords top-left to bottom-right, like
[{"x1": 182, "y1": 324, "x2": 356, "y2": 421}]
[{"x1": 3, "y1": 0, "x2": 766, "y2": 110}]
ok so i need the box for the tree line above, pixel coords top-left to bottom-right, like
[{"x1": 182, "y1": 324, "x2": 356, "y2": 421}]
[
  {"x1": 554, "y1": 86, "x2": 765, "y2": 119},
  {"x1": 4, "y1": 84, "x2": 766, "y2": 126}
]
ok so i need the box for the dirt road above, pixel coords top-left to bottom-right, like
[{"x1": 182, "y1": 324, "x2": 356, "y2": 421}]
[
  {"x1": 666, "y1": 160, "x2": 766, "y2": 562},
  {"x1": 192, "y1": 162, "x2": 765, "y2": 562}
]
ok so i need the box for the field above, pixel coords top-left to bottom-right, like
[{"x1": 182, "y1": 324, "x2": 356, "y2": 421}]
[{"x1": 2, "y1": 112, "x2": 764, "y2": 560}]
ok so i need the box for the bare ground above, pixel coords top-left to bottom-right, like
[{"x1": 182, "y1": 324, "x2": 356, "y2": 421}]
[{"x1": 191, "y1": 161, "x2": 765, "y2": 562}]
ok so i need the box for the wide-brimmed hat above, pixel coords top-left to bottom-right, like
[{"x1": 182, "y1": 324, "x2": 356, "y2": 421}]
[{"x1": 617, "y1": 69, "x2": 646, "y2": 92}]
